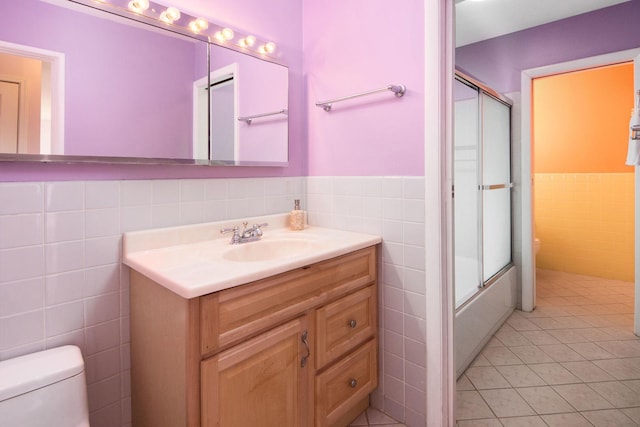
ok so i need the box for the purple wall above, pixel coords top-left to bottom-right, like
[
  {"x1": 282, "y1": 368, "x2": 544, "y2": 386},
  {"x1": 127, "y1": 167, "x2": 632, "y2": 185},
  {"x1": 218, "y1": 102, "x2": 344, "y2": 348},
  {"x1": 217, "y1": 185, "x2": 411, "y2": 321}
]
[
  {"x1": 0, "y1": 0, "x2": 304, "y2": 181},
  {"x1": 303, "y1": 0, "x2": 425, "y2": 176},
  {"x1": 456, "y1": 1, "x2": 640, "y2": 94}
]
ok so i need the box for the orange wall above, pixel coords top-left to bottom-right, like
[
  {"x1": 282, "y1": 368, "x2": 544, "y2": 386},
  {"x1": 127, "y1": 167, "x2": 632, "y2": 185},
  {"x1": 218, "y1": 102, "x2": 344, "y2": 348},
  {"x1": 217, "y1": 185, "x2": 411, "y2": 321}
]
[
  {"x1": 533, "y1": 63, "x2": 635, "y2": 281},
  {"x1": 533, "y1": 62, "x2": 633, "y2": 173}
]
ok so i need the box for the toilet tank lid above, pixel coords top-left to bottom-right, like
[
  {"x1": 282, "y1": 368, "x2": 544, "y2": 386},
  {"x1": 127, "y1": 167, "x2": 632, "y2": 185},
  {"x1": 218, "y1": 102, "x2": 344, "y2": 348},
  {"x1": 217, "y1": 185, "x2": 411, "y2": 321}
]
[{"x1": 0, "y1": 345, "x2": 85, "y2": 402}]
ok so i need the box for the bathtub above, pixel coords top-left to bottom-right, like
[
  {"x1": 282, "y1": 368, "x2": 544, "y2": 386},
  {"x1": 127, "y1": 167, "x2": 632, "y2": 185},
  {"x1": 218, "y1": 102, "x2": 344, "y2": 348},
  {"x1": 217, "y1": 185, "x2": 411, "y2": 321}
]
[{"x1": 454, "y1": 264, "x2": 517, "y2": 377}]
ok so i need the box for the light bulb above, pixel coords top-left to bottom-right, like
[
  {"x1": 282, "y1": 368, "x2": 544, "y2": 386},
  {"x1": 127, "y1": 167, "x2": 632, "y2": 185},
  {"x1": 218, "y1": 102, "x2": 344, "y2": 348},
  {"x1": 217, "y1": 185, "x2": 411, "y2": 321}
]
[
  {"x1": 214, "y1": 28, "x2": 234, "y2": 42},
  {"x1": 264, "y1": 42, "x2": 276, "y2": 53},
  {"x1": 221, "y1": 28, "x2": 234, "y2": 40},
  {"x1": 160, "y1": 7, "x2": 180, "y2": 23},
  {"x1": 128, "y1": 0, "x2": 149, "y2": 13},
  {"x1": 239, "y1": 35, "x2": 256, "y2": 47},
  {"x1": 258, "y1": 42, "x2": 276, "y2": 55},
  {"x1": 195, "y1": 18, "x2": 208, "y2": 31}
]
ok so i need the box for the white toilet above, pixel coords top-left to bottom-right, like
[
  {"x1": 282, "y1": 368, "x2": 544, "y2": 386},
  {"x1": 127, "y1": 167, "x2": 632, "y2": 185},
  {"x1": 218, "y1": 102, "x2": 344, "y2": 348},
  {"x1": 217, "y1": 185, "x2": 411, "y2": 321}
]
[
  {"x1": 0, "y1": 345, "x2": 90, "y2": 427},
  {"x1": 534, "y1": 237, "x2": 541, "y2": 255}
]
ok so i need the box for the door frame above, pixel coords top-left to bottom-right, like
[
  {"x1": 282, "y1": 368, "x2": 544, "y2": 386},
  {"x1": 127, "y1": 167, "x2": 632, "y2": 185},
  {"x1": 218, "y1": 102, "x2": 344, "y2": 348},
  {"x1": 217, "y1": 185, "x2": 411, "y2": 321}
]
[
  {"x1": 0, "y1": 40, "x2": 64, "y2": 155},
  {"x1": 520, "y1": 48, "x2": 640, "y2": 334}
]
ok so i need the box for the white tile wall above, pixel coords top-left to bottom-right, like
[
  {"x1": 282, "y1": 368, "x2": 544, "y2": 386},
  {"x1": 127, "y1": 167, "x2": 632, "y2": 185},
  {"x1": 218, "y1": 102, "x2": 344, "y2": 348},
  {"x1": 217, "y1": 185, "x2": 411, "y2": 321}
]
[
  {"x1": 0, "y1": 177, "x2": 304, "y2": 427},
  {"x1": 306, "y1": 176, "x2": 427, "y2": 426},
  {"x1": 0, "y1": 175, "x2": 424, "y2": 426}
]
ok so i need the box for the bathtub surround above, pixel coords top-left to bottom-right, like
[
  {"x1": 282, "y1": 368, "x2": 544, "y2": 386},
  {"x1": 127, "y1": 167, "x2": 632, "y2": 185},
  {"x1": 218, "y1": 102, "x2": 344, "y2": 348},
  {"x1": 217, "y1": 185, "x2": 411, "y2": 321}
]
[{"x1": 0, "y1": 175, "x2": 424, "y2": 427}]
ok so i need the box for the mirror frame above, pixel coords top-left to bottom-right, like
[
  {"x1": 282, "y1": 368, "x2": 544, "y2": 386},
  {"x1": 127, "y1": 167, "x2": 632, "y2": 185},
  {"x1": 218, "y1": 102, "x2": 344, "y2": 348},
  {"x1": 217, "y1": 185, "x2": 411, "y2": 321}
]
[{"x1": 0, "y1": 0, "x2": 289, "y2": 167}]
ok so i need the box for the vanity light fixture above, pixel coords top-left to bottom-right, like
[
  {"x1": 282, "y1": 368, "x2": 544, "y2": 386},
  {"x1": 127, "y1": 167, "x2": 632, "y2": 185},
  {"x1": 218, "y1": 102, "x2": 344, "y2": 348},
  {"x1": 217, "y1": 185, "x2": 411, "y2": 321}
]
[
  {"x1": 189, "y1": 18, "x2": 209, "y2": 33},
  {"x1": 239, "y1": 35, "x2": 256, "y2": 48},
  {"x1": 127, "y1": 0, "x2": 149, "y2": 13},
  {"x1": 159, "y1": 7, "x2": 181, "y2": 24}
]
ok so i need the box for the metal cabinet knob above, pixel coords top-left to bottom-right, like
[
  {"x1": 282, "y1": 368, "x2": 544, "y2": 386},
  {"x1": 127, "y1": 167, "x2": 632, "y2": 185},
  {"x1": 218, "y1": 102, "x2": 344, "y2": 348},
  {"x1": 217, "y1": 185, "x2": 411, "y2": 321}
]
[
  {"x1": 349, "y1": 379, "x2": 358, "y2": 388},
  {"x1": 348, "y1": 319, "x2": 357, "y2": 329}
]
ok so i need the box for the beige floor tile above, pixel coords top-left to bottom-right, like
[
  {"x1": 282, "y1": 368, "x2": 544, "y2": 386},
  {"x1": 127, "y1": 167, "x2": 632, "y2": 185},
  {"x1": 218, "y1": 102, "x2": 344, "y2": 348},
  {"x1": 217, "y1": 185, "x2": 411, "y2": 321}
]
[
  {"x1": 552, "y1": 383, "x2": 613, "y2": 411},
  {"x1": 499, "y1": 415, "x2": 547, "y2": 426},
  {"x1": 588, "y1": 381, "x2": 640, "y2": 408},
  {"x1": 529, "y1": 363, "x2": 581, "y2": 385},
  {"x1": 560, "y1": 361, "x2": 614, "y2": 382},
  {"x1": 465, "y1": 366, "x2": 511, "y2": 390},
  {"x1": 622, "y1": 379, "x2": 640, "y2": 393},
  {"x1": 457, "y1": 418, "x2": 502, "y2": 427},
  {"x1": 538, "y1": 344, "x2": 586, "y2": 362},
  {"x1": 593, "y1": 358, "x2": 640, "y2": 380},
  {"x1": 496, "y1": 365, "x2": 546, "y2": 388},
  {"x1": 547, "y1": 329, "x2": 589, "y2": 344},
  {"x1": 471, "y1": 354, "x2": 492, "y2": 367},
  {"x1": 541, "y1": 412, "x2": 592, "y2": 426},
  {"x1": 366, "y1": 407, "x2": 401, "y2": 425},
  {"x1": 506, "y1": 316, "x2": 541, "y2": 332},
  {"x1": 495, "y1": 329, "x2": 533, "y2": 347},
  {"x1": 350, "y1": 411, "x2": 368, "y2": 426},
  {"x1": 456, "y1": 391, "x2": 495, "y2": 420},
  {"x1": 456, "y1": 374, "x2": 475, "y2": 391},
  {"x1": 529, "y1": 317, "x2": 564, "y2": 330},
  {"x1": 567, "y1": 342, "x2": 616, "y2": 360},
  {"x1": 582, "y1": 408, "x2": 637, "y2": 426},
  {"x1": 515, "y1": 386, "x2": 574, "y2": 415},
  {"x1": 519, "y1": 330, "x2": 561, "y2": 346},
  {"x1": 577, "y1": 328, "x2": 616, "y2": 342},
  {"x1": 551, "y1": 316, "x2": 592, "y2": 329},
  {"x1": 598, "y1": 340, "x2": 640, "y2": 358},
  {"x1": 509, "y1": 345, "x2": 554, "y2": 364},
  {"x1": 481, "y1": 347, "x2": 523, "y2": 366},
  {"x1": 479, "y1": 389, "x2": 535, "y2": 418},
  {"x1": 620, "y1": 407, "x2": 640, "y2": 424}
]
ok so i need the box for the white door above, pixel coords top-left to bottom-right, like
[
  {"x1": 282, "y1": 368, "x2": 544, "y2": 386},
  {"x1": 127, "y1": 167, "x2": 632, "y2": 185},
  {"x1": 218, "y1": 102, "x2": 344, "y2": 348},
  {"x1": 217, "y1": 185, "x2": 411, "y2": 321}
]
[{"x1": 0, "y1": 80, "x2": 20, "y2": 153}]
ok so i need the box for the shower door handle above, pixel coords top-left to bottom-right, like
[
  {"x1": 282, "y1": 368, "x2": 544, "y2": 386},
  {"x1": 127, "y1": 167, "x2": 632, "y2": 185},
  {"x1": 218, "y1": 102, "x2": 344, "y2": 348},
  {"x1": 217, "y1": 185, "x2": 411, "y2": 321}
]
[{"x1": 481, "y1": 183, "x2": 513, "y2": 190}]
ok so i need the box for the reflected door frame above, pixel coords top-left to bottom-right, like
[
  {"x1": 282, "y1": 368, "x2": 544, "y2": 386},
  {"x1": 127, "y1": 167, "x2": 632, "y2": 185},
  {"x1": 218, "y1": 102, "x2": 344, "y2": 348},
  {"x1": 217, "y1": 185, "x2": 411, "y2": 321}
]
[
  {"x1": 0, "y1": 40, "x2": 64, "y2": 155},
  {"x1": 520, "y1": 47, "x2": 640, "y2": 335}
]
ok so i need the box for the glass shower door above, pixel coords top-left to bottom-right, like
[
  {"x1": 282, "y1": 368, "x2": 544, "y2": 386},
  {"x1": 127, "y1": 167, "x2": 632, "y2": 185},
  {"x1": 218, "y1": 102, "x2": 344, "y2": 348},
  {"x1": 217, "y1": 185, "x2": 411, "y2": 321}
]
[
  {"x1": 454, "y1": 79, "x2": 482, "y2": 307},
  {"x1": 454, "y1": 76, "x2": 512, "y2": 309},
  {"x1": 482, "y1": 93, "x2": 512, "y2": 281}
]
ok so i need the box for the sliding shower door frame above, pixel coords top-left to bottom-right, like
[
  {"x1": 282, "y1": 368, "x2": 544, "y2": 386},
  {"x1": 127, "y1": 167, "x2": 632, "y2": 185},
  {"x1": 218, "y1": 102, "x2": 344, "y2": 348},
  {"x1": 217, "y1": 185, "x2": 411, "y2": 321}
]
[{"x1": 454, "y1": 71, "x2": 514, "y2": 311}]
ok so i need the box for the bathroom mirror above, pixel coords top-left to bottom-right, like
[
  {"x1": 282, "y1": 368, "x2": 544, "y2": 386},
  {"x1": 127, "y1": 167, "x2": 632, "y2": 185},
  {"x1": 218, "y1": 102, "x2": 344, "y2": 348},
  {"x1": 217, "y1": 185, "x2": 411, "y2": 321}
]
[{"x1": 0, "y1": 0, "x2": 289, "y2": 166}]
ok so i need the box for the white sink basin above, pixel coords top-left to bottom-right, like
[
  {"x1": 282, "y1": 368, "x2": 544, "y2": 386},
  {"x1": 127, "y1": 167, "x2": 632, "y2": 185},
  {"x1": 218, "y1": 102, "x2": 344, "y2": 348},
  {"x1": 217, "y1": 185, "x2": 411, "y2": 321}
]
[
  {"x1": 223, "y1": 239, "x2": 321, "y2": 262},
  {"x1": 122, "y1": 213, "x2": 381, "y2": 298}
]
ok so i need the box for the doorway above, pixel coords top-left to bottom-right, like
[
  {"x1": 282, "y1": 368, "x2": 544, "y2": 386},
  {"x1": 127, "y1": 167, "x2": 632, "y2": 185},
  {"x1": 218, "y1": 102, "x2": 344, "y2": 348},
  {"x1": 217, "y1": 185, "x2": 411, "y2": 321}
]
[{"x1": 520, "y1": 48, "x2": 640, "y2": 334}]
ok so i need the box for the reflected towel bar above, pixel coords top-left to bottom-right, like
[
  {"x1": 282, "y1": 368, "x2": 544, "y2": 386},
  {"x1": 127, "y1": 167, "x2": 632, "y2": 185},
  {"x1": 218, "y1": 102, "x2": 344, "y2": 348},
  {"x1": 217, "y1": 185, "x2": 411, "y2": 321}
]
[
  {"x1": 238, "y1": 109, "x2": 288, "y2": 125},
  {"x1": 316, "y1": 84, "x2": 406, "y2": 112}
]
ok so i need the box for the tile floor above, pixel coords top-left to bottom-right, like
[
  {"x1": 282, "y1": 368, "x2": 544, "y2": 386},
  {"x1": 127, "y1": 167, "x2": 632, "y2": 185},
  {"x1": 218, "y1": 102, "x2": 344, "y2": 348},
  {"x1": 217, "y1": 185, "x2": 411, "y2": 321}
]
[
  {"x1": 457, "y1": 269, "x2": 640, "y2": 426},
  {"x1": 350, "y1": 407, "x2": 407, "y2": 426}
]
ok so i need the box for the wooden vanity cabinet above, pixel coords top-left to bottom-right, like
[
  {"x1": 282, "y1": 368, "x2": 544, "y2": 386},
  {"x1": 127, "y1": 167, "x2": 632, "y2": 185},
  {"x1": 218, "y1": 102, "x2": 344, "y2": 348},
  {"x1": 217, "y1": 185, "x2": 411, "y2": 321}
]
[{"x1": 131, "y1": 245, "x2": 378, "y2": 427}]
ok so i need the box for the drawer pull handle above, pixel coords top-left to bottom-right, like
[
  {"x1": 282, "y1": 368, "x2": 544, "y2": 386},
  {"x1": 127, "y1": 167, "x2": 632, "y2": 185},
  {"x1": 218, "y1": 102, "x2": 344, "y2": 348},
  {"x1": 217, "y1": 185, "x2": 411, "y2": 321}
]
[
  {"x1": 349, "y1": 379, "x2": 358, "y2": 388},
  {"x1": 348, "y1": 319, "x2": 357, "y2": 329},
  {"x1": 301, "y1": 330, "x2": 310, "y2": 368}
]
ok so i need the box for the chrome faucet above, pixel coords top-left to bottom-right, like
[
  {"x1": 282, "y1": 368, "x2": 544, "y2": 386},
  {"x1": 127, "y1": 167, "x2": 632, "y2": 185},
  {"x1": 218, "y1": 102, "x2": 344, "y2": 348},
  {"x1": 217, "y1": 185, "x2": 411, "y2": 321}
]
[{"x1": 220, "y1": 222, "x2": 268, "y2": 244}]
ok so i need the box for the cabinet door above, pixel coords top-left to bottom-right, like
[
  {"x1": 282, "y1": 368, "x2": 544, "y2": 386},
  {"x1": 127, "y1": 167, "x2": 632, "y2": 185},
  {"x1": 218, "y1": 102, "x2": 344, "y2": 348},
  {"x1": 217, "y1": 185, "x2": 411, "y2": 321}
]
[{"x1": 201, "y1": 317, "x2": 311, "y2": 427}]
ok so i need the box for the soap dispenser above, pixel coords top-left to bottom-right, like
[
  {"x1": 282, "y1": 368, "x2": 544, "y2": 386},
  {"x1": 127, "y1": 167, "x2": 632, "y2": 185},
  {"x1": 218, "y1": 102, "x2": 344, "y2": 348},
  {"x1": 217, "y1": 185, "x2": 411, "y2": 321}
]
[{"x1": 289, "y1": 199, "x2": 305, "y2": 231}]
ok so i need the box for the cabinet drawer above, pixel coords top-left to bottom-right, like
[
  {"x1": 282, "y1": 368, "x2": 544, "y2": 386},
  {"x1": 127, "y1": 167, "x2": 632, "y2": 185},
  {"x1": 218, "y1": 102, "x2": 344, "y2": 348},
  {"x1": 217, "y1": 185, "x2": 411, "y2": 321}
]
[
  {"x1": 315, "y1": 339, "x2": 378, "y2": 427},
  {"x1": 316, "y1": 285, "x2": 376, "y2": 369},
  {"x1": 200, "y1": 246, "x2": 376, "y2": 354}
]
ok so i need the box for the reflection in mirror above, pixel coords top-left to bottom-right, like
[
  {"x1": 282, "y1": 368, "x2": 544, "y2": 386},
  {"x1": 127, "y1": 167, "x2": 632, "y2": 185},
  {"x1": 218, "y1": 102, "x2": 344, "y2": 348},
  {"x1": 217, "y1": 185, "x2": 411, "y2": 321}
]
[
  {"x1": 1, "y1": 0, "x2": 289, "y2": 166},
  {"x1": 200, "y1": 47, "x2": 289, "y2": 164}
]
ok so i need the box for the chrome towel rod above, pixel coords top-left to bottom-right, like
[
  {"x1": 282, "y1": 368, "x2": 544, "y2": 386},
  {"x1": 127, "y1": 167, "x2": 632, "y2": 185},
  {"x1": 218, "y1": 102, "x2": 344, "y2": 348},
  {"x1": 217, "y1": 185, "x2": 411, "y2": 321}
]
[
  {"x1": 238, "y1": 109, "x2": 288, "y2": 125},
  {"x1": 316, "y1": 84, "x2": 406, "y2": 112}
]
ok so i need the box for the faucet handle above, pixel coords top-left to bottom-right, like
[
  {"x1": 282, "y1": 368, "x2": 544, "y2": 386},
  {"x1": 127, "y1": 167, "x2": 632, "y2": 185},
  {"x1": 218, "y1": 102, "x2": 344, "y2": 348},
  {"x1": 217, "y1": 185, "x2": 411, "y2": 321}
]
[
  {"x1": 253, "y1": 222, "x2": 268, "y2": 237},
  {"x1": 220, "y1": 225, "x2": 241, "y2": 244},
  {"x1": 220, "y1": 225, "x2": 239, "y2": 234}
]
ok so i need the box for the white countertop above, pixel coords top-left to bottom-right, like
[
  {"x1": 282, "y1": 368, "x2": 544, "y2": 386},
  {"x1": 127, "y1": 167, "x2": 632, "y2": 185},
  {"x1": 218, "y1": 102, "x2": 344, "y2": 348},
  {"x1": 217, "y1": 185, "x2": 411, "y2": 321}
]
[{"x1": 122, "y1": 214, "x2": 381, "y2": 299}]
